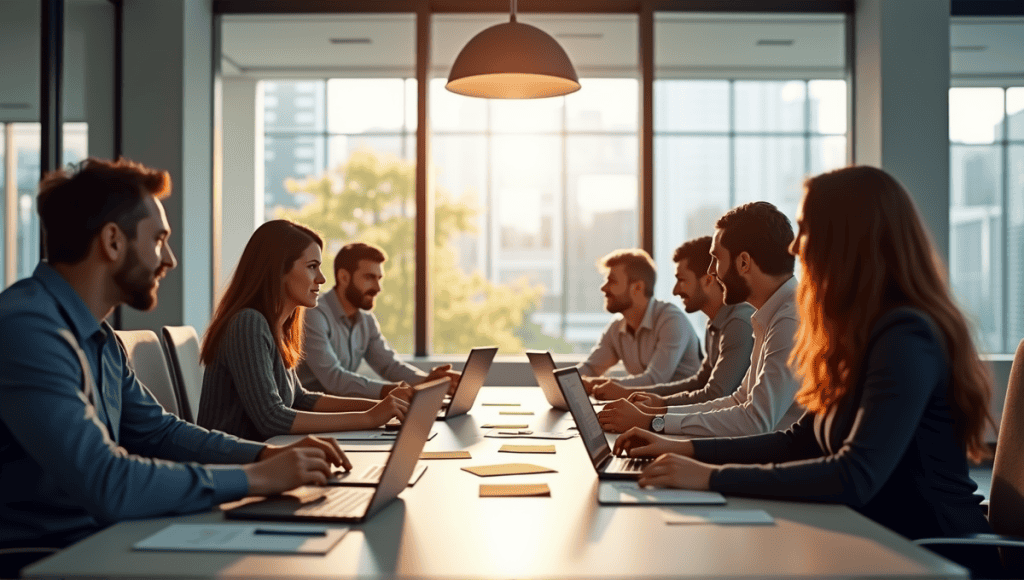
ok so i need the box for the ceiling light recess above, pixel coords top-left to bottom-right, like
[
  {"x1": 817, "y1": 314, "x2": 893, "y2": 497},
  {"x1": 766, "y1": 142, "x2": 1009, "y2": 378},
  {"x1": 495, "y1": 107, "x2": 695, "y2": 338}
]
[{"x1": 446, "y1": 0, "x2": 580, "y2": 99}]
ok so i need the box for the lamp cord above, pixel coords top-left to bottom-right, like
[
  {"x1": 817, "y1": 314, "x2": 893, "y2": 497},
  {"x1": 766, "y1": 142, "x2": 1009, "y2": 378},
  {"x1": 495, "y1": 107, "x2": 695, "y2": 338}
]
[{"x1": 510, "y1": 0, "x2": 517, "y2": 23}]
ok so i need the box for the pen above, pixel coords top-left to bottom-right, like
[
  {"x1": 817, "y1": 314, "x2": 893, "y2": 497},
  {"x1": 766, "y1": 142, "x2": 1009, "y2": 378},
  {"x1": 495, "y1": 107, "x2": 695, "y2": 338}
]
[
  {"x1": 499, "y1": 430, "x2": 532, "y2": 435},
  {"x1": 253, "y1": 528, "x2": 328, "y2": 537}
]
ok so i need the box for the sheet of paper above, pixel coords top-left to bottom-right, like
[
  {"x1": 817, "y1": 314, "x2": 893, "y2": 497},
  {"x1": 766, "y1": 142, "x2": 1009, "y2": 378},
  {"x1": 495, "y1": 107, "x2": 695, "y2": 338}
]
[
  {"x1": 598, "y1": 482, "x2": 726, "y2": 505},
  {"x1": 481, "y1": 402, "x2": 521, "y2": 407},
  {"x1": 461, "y1": 463, "x2": 556, "y2": 477},
  {"x1": 480, "y1": 423, "x2": 530, "y2": 429},
  {"x1": 134, "y1": 524, "x2": 347, "y2": 554},
  {"x1": 499, "y1": 444, "x2": 556, "y2": 454},
  {"x1": 499, "y1": 411, "x2": 535, "y2": 416},
  {"x1": 420, "y1": 451, "x2": 471, "y2": 460},
  {"x1": 484, "y1": 429, "x2": 578, "y2": 440},
  {"x1": 332, "y1": 430, "x2": 437, "y2": 442},
  {"x1": 662, "y1": 508, "x2": 774, "y2": 525},
  {"x1": 480, "y1": 483, "x2": 551, "y2": 497}
]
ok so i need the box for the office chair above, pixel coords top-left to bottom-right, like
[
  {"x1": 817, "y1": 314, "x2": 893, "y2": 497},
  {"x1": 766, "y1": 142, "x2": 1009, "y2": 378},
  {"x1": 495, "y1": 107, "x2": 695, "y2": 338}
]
[
  {"x1": 914, "y1": 338, "x2": 1024, "y2": 578},
  {"x1": 161, "y1": 325, "x2": 204, "y2": 424},
  {"x1": 114, "y1": 329, "x2": 181, "y2": 417}
]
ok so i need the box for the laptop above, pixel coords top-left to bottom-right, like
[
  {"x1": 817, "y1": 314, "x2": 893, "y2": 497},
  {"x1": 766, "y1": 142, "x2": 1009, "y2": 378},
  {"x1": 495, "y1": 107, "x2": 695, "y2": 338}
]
[
  {"x1": 225, "y1": 377, "x2": 448, "y2": 523},
  {"x1": 553, "y1": 367, "x2": 652, "y2": 480},
  {"x1": 436, "y1": 346, "x2": 498, "y2": 420},
  {"x1": 526, "y1": 350, "x2": 569, "y2": 411}
]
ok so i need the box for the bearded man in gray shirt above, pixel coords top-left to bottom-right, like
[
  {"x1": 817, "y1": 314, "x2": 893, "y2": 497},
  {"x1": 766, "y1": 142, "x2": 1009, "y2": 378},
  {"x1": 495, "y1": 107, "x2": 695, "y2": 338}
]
[{"x1": 298, "y1": 243, "x2": 460, "y2": 400}]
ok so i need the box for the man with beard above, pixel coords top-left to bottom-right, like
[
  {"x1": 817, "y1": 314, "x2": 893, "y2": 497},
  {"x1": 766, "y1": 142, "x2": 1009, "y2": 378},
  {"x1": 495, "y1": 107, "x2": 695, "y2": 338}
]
[
  {"x1": 576, "y1": 249, "x2": 701, "y2": 391},
  {"x1": 298, "y1": 242, "x2": 460, "y2": 400},
  {"x1": 597, "y1": 202, "x2": 801, "y2": 437},
  {"x1": 0, "y1": 158, "x2": 348, "y2": 563},
  {"x1": 591, "y1": 236, "x2": 753, "y2": 407}
]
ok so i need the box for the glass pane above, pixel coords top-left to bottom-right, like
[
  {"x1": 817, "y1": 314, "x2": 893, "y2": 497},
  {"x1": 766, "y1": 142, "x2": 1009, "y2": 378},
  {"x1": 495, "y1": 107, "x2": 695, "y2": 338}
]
[
  {"x1": 949, "y1": 144, "x2": 1003, "y2": 352},
  {"x1": 654, "y1": 80, "x2": 729, "y2": 132},
  {"x1": 491, "y1": 98, "x2": 563, "y2": 134},
  {"x1": 1008, "y1": 145, "x2": 1024, "y2": 350},
  {"x1": 734, "y1": 136, "x2": 805, "y2": 226},
  {"x1": 566, "y1": 136, "x2": 639, "y2": 352},
  {"x1": 949, "y1": 88, "x2": 1003, "y2": 144},
  {"x1": 1008, "y1": 88, "x2": 1024, "y2": 141},
  {"x1": 327, "y1": 78, "x2": 408, "y2": 134},
  {"x1": 566, "y1": 79, "x2": 639, "y2": 132},
  {"x1": 0, "y1": 124, "x2": 5, "y2": 286},
  {"x1": 263, "y1": 80, "x2": 326, "y2": 133},
  {"x1": 734, "y1": 81, "x2": 806, "y2": 133},
  {"x1": 809, "y1": 135, "x2": 847, "y2": 176},
  {"x1": 63, "y1": 122, "x2": 88, "y2": 166},
  {"x1": 328, "y1": 135, "x2": 404, "y2": 171},
  {"x1": 653, "y1": 135, "x2": 730, "y2": 332},
  {"x1": 13, "y1": 123, "x2": 41, "y2": 283},
  {"x1": 430, "y1": 77, "x2": 487, "y2": 132},
  {"x1": 263, "y1": 135, "x2": 326, "y2": 213},
  {"x1": 808, "y1": 80, "x2": 847, "y2": 135}
]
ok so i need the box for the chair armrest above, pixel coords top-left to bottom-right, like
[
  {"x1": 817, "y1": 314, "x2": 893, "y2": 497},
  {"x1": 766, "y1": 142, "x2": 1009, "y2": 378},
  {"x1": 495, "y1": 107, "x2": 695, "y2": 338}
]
[{"x1": 914, "y1": 533, "x2": 1024, "y2": 549}]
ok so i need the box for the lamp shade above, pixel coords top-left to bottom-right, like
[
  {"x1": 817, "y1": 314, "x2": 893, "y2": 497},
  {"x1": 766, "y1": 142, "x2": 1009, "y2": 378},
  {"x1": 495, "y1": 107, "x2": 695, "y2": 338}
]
[{"x1": 446, "y1": 21, "x2": 580, "y2": 99}]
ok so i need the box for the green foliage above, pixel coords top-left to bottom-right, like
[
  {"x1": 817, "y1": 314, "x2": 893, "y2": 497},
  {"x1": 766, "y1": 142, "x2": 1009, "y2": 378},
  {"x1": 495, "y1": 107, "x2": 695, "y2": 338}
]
[{"x1": 278, "y1": 149, "x2": 544, "y2": 354}]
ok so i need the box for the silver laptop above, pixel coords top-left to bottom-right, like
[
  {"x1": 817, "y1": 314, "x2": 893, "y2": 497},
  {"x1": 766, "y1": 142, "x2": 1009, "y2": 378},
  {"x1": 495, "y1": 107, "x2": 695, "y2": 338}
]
[
  {"x1": 225, "y1": 378, "x2": 448, "y2": 523},
  {"x1": 553, "y1": 367, "x2": 651, "y2": 480},
  {"x1": 437, "y1": 346, "x2": 498, "y2": 420},
  {"x1": 526, "y1": 350, "x2": 569, "y2": 411}
]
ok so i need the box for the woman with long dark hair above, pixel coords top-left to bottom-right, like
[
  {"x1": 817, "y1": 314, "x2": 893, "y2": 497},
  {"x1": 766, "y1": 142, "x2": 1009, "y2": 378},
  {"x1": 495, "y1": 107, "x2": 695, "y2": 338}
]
[
  {"x1": 197, "y1": 220, "x2": 409, "y2": 441},
  {"x1": 614, "y1": 166, "x2": 994, "y2": 544}
]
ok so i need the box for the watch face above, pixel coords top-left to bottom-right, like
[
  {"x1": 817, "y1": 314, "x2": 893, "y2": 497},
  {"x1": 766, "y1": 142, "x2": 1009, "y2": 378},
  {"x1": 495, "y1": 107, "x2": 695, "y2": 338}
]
[{"x1": 651, "y1": 416, "x2": 665, "y2": 432}]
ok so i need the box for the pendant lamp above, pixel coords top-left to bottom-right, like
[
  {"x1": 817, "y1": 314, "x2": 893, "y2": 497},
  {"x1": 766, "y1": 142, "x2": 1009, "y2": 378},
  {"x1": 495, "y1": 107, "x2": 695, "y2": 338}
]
[{"x1": 446, "y1": 0, "x2": 580, "y2": 99}]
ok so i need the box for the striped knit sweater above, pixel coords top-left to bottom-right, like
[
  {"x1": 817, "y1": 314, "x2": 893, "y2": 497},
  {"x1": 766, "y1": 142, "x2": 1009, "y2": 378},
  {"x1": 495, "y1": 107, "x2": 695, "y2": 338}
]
[{"x1": 197, "y1": 308, "x2": 320, "y2": 441}]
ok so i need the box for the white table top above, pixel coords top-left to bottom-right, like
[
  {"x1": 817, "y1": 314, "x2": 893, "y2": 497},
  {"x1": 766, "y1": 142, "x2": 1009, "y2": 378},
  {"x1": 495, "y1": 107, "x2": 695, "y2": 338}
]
[{"x1": 24, "y1": 386, "x2": 967, "y2": 579}]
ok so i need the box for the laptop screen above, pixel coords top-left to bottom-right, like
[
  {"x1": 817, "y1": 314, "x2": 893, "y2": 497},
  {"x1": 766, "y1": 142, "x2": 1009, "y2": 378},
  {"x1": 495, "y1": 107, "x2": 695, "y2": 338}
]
[{"x1": 553, "y1": 368, "x2": 611, "y2": 466}]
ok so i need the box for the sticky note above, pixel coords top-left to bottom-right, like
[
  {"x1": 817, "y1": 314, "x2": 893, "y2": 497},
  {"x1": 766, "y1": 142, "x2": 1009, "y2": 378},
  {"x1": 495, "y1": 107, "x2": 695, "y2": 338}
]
[
  {"x1": 461, "y1": 463, "x2": 556, "y2": 477},
  {"x1": 481, "y1": 424, "x2": 530, "y2": 429},
  {"x1": 499, "y1": 411, "x2": 535, "y2": 416},
  {"x1": 499, "y1": 444, "x2": 556, "y2": 454},
  {"x1": 419, "y1": 451, "x2": 471, "y2": 460},
  {"x1": 480, "y1": 483, "x2": 551, "y2": 497}
]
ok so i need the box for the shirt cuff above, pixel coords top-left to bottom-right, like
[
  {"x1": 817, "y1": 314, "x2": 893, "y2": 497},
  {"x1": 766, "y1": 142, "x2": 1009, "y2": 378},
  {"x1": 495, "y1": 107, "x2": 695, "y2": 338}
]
[{"x1": 207, "y1": 466, "x2": 251, "y2": 503}]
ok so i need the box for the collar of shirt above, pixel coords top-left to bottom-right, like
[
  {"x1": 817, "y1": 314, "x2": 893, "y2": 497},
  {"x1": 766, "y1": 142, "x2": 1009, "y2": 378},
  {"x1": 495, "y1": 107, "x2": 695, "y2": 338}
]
[
  {"x1": 709, "y1": 302, "x2": 740, "y2": 333},
  {"x1": 617, "y1": 298, "x2": 658, "y2": 335},
  {"x1": 33, "y1": 262, "x2": 106, "y2": 346},
  {"x1": 323, "y1": 285, "x2": 362, "y2": 330},
  {"x1": 750, "y1": 276, "x2": 797, "y2": 333}
]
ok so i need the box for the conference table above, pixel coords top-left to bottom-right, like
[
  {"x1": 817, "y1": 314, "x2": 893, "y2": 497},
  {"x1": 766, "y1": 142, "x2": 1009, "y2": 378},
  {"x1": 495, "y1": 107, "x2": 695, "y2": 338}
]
[{"x1": 24, "y1": 386, "x2": 967, "y2": 579}]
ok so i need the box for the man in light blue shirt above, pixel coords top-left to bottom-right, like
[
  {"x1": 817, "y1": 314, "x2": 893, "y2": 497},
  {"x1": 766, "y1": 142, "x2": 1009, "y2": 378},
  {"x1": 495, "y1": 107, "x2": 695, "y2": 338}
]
[
  {"x1": 298, "y1": 242, "x2": 459, "y2": 399},
  {"x1": 0, "y1": 158, "x2": 347, "y2": 552}
]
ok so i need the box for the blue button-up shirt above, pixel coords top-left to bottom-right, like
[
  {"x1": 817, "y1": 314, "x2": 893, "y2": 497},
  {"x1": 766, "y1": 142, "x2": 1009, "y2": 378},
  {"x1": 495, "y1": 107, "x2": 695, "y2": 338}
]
[{"x1": 0, "y1": 263, "x2": 262, "y2": 548}]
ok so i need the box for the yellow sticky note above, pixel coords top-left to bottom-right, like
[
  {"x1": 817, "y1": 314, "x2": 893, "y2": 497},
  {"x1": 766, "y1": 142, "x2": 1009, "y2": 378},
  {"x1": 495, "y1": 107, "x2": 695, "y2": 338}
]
[
  {"x1": 499, "y1": 411, "x2": 535, "y2": 416},
  {"x1": 499, "y1": 444, "x2": 556, "y2": 454},
  {"x1": 461, "y1": 463, "x2": 556, "y2": 477},
  {"x1": 480, "y1": 483, "x2": 551, "y2": 497},
  {"x1": 420, "y1": 451, "x2": 471, "y2": 460},
  {"x1": 481, "y1": 423, "x2": 529, "y2": 429}
]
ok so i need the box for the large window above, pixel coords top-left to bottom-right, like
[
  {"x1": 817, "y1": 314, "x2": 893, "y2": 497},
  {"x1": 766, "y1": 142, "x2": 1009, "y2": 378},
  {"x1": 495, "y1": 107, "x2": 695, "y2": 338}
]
[{"x1": 949, "y1": 87, "x2": 1024, "y2": 354}]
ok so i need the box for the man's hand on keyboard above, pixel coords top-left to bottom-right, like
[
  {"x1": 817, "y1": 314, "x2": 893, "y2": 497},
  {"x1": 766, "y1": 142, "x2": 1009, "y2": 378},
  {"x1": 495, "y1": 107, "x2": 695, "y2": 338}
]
[
  {"x1": 245, "y1": 437, "x2": 351, "y2": 496},
  {"x1": 612, "y1": 427, "x2": 694, "y2": 459},
  {"x1": 596, "y1": 399, "x2": 653, "y2": 433}
]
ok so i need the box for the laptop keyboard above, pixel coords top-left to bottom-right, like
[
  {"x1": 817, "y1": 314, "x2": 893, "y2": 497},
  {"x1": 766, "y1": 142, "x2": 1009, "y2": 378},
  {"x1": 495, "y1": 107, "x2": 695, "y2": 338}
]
[
  {"x1": 608, "y1": 455, "x2": 653, "y2": 473},
  {"x1": 295, "y1": 487, "x2": 374, "y2": 518}
]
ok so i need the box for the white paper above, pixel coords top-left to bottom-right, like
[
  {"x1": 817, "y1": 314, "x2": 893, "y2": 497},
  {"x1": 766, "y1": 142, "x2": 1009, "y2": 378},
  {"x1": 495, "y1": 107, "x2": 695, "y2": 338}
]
[
  {"x1": 330, "y1": 429, "x2": 437, "y2": 441},
  {"x1": 483, "y1": 429, "x2": 578, "y2": 440},
  {"x1": 598, "y1": 481, "x2": 726, "y2": 505},
  {"x1": 133, "y1": 524, "x2": 347, "y2": 554},
  {"x1": 662, "y1": 508, "x2": 774, "y2": 525}
]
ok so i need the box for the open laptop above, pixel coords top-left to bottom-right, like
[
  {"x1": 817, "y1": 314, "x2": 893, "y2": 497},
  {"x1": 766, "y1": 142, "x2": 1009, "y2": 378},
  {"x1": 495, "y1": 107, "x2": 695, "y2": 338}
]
[
  {"x1": 436, "y1": 346, "x2": 498, "y2": 420},
  {"x1": 526, "y1": 350, "x2": 569, "y2": 411},
  {"x1": 225, "y1": 377, "x2": 448, "y2": 523},
  {"x1": 553, "y1": 367, "x2": 652, "y2": 480}
]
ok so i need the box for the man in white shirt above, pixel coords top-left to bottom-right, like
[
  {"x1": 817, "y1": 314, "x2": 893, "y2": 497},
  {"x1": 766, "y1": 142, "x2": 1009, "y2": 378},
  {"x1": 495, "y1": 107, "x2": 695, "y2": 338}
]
[
  {"x1": 577, "y1": 249, "x2": 701, "y2": 392},
  {"x1": 298, "y1": 242, "x2": 459, "y2": 400},
  {"x1": 598, "y1": 202, "x2": 802, "y2": 437}
]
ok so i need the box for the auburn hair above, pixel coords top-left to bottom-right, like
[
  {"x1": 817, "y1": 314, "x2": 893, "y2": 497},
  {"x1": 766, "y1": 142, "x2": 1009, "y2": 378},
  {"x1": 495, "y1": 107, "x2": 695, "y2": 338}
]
[
  {"x1": 791, "y1": 166, "x2": 993, "y2": 462},
  {"x1": 201, "y1": 220, "x2": 323, "y2": 369},
  {"x1": 600, "y1": 249, "x2": 657, "y2": 298}
]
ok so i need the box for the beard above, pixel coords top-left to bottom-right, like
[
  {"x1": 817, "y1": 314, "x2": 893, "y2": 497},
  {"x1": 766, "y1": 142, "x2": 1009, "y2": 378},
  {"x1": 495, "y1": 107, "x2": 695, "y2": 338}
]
[
  {"x1": 604, "y1": 290, "x2": 633, "y2": 314},
  {"x1": 718, "y1": 261, "x2": 751, "y2": 305},
  {"x1": 114, "y1": 245, "x2": 160, "y2": 311},
  {"x1": 680, "y1": 285, "x2": 707, "y2": 313},
  {"x1": 345, "y1": 279, "x2": 376, "y2": 310}
]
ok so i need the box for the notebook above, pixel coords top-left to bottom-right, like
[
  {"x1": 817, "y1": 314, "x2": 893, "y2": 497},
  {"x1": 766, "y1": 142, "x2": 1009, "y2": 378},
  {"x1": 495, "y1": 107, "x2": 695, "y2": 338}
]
[
  {"x1": 224, "y1": 377, "x2": 448, "y2": 523},
  {"x1": 437, "y1": 346, "x2": 498, "y2": 420},
  {"x1": 553, "y1": 367, "x2": 651, "y2": 480},
  {"x1": 526, "y1": 350, "x2": 569, "y2": 411}
]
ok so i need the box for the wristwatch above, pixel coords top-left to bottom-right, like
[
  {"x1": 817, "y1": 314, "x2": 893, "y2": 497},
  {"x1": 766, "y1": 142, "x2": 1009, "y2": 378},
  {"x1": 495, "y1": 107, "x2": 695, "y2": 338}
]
[{"x1": 650, "y1": 415, "x2": 665, "y2": 433}]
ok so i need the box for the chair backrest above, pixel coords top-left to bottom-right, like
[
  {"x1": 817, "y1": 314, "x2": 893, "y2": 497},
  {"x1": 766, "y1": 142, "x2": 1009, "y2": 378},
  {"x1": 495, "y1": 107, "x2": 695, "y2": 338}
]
[
  {"x1": 114, "y1": 329, "x2": 180, "y2": 417},
  {"x1": 990, "y1": 338, "x2": 1024, "y2": 568},
  {"x1": 161, "y1": 325, "x2": 204, "y2": 424}
]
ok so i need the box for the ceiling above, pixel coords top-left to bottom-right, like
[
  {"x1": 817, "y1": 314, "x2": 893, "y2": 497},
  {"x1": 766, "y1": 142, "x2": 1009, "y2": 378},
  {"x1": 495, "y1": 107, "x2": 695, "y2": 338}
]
[{"x1": 220, "y1": 13, "x2": 1024, "y2": 81}]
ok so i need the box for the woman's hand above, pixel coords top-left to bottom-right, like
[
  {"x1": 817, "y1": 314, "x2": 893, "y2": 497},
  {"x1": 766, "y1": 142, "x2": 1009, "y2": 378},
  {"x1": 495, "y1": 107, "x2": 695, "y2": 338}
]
[
  {"x1": 612, "y1": 427, "x2": 693, "y2": 457},
  {"x1": 637, "y1": 453, "x2": 715, "y2": 491},
  {"x1": 368, "y1": 394, "x2": 410, "y2": 426}
]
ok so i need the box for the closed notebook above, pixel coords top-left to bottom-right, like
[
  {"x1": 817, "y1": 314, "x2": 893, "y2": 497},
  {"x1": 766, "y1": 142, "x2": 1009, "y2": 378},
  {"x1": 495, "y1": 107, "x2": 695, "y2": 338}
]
[
  {"x1": 134, "y1": 524, "x2": 347, "y2": 554},
  {"x1": 598, "y1": 481, "x2": 726, "y2": 505}
]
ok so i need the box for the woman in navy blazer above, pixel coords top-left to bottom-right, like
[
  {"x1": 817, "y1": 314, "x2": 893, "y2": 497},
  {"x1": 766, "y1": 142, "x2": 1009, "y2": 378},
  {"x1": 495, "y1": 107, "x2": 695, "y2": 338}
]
[{"x1": 615, "y1": 166, "x2": 995, "y2": 561}]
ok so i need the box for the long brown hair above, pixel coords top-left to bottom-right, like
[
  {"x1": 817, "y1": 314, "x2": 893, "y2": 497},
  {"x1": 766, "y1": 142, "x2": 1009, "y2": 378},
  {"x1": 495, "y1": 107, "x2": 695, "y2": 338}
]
[
  {"x1": 201, "y1": 220, "x2": 323, "y2": 369},
  {"x1": 791, "y1": 166, "x2": 993, "y2": 462}
]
